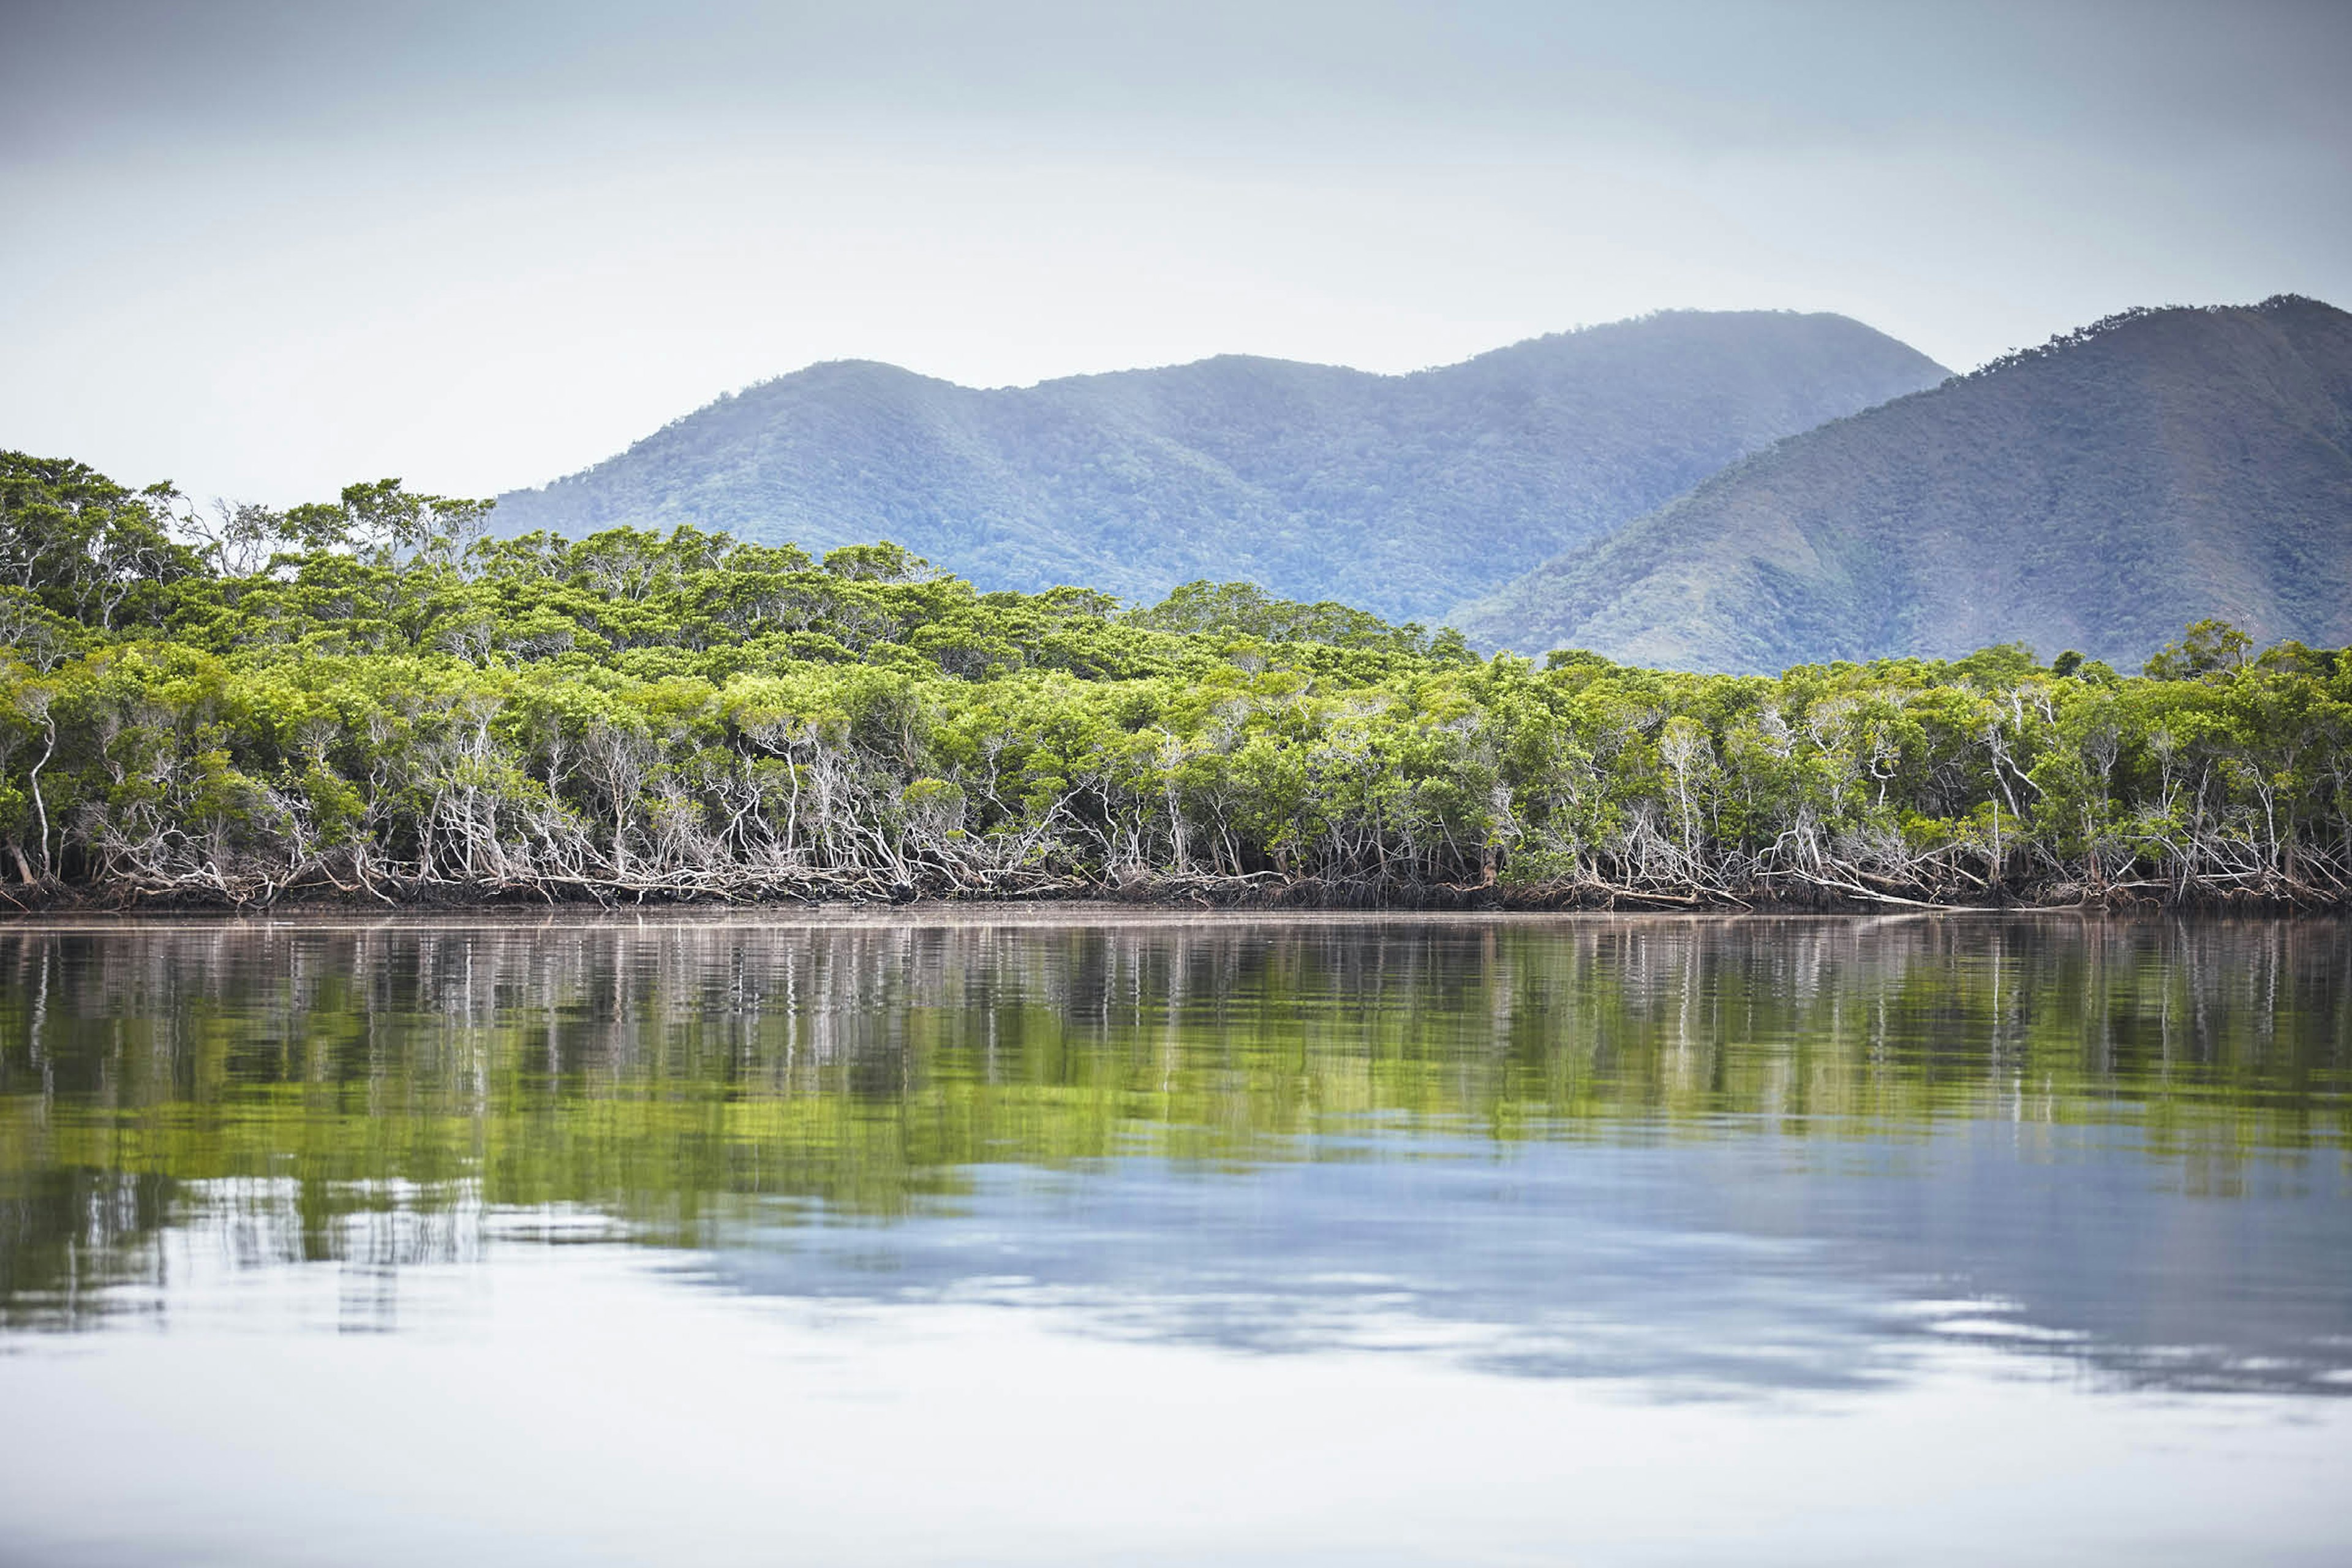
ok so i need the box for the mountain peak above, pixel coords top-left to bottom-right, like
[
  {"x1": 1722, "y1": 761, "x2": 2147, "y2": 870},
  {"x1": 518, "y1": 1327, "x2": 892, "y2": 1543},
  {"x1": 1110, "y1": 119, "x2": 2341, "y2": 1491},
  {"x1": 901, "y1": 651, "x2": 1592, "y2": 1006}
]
[
  {"x1": 494, "y1": 310, "x2": 1947, "y2": 620},
  {"x1": 1454, "y1": 296, "x2": 2352, "y2": 670}
]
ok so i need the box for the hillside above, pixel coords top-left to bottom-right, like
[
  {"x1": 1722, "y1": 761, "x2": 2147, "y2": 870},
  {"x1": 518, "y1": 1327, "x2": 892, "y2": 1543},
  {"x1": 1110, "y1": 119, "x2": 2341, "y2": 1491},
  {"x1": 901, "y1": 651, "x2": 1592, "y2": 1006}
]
[
  {"x1": 492, "y1": 311, "x2": 1946, "y2": 622},
  {"x1": 1455, "y1": 296, "x2": 2352, "y2": 671}
]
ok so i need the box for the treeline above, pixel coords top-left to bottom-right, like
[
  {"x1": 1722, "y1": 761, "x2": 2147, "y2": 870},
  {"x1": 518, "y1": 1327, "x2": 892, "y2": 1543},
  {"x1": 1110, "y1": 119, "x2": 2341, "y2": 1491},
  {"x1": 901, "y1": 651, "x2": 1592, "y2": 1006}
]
[{"x1": 2, "y1": 451, "x2": 2349, "y2": 909}]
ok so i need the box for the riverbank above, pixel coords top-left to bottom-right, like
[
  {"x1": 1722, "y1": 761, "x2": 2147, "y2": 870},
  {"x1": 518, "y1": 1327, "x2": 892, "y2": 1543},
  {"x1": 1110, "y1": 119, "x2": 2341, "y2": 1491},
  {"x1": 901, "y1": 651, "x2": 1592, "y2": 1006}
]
[{"x1": 4, "y1": 869, "x2": 2340, "y2": 915}]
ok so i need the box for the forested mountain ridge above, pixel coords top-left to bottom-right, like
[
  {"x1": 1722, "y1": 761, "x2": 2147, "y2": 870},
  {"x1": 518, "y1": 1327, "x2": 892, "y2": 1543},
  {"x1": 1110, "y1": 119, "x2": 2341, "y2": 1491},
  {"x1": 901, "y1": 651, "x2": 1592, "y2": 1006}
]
[
  {"x1": 3, "y1": 449, "x2": 2350, "y2": 911},
  {"x1": 1455, "y1": 295, "x2": 2352, "y2": 671},
  {"x1": 492, "y1": 311, "x2": 1948, "y2": 622}
]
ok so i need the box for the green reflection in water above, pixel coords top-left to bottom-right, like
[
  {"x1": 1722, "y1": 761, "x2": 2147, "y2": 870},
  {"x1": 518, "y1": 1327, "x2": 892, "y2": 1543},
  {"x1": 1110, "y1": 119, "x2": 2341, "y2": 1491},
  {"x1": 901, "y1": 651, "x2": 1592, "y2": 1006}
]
[{"x1": 2, "y1": 913, "x2": 2346, "y2": 1327}]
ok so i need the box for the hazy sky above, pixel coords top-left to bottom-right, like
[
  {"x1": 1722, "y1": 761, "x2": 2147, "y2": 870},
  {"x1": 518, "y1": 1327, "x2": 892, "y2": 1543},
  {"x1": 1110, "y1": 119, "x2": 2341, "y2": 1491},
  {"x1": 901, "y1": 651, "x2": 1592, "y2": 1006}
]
[{"x1": 5, "y1": 0, "x2": 2348, "y2": 506}]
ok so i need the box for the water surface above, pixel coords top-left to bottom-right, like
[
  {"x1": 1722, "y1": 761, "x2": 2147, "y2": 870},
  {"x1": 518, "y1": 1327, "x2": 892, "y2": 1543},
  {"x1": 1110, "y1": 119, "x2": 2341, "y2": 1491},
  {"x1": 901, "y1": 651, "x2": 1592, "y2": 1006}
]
[{"x1": 2, "y1": 912, "x2": 2347, "y2": 1564}]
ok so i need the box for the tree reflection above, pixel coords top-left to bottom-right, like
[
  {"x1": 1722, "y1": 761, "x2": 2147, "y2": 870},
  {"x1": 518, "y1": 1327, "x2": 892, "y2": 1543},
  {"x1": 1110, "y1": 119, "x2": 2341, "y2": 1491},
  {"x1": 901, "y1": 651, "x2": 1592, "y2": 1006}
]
[{"x1": 1, "y1": 914, "x2": 2345, "y2": 1342}]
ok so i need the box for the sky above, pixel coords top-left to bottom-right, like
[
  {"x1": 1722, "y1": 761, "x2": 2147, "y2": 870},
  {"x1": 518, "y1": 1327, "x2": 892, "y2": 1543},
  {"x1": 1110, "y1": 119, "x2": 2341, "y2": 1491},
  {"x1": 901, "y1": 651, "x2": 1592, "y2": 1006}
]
[{"x1": 4, "y1": 0, "x2": 2349, "y2": 507}]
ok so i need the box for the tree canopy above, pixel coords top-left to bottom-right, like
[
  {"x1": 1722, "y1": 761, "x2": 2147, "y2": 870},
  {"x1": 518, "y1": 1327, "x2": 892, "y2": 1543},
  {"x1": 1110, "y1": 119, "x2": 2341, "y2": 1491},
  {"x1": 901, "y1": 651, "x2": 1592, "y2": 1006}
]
[{"x1": 2, "y1": 450, "x2": 2348, "y2": 910}]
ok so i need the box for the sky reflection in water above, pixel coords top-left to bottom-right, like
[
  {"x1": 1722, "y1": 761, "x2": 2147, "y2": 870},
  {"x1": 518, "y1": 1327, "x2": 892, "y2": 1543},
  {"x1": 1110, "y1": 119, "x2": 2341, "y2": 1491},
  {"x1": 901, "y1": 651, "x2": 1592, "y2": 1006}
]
[{"x1": 1, "y1": 912, "x2": 2347, "y2": 1562}]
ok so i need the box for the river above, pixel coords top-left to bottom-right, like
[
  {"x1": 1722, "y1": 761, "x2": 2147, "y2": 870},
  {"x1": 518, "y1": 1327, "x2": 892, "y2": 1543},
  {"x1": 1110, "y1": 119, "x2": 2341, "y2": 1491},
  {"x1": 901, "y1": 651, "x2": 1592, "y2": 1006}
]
[{"x1": 1, "y1": 911, "x2": 2346, "y2": 1564}]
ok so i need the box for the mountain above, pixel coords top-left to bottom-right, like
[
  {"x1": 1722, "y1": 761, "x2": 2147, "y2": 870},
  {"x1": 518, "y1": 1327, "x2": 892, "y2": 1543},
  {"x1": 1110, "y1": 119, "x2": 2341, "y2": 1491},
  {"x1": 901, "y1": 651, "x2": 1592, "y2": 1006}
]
[
  {"x1": 1454, "y1": 296, "x2": 2352, "y2": 671},
  {"x1": 492, "y1": 311, "x2": 1947, "y2": 622}
]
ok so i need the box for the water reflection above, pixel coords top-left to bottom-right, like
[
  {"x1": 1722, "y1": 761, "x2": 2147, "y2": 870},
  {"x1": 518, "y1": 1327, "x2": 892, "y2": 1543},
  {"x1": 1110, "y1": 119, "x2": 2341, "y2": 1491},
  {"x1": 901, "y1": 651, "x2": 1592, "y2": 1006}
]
[{"x1": 2, "y1": 913, "x2": 2346, "y2": 1396}]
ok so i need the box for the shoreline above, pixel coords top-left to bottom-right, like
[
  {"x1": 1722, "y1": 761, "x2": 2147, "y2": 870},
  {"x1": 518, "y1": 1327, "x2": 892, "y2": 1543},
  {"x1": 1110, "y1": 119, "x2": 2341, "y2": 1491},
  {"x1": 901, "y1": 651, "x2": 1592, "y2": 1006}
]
[{"x1": 3, "y1": 884, "x2": 2342, "y2": 922}]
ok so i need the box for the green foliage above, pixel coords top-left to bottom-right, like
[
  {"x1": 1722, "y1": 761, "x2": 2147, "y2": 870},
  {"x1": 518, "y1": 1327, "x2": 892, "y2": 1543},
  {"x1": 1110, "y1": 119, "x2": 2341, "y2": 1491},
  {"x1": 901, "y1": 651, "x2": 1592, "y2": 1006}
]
[
  {"x1": 1128, "y1": 580, "x2": 1435, "y2": 653},
  {"x1": 0, "y1": 451, "x2": 204, "y2": 631},
  {"x1": 1, "y1": 453, "x2": 2348, "y2": 909},
  {"x1": 2145, "y1": 618, "x2": 2255, "y2": 679},
  {"x1": 821, "y1": 542, "x2": 935, "y2": 582}
]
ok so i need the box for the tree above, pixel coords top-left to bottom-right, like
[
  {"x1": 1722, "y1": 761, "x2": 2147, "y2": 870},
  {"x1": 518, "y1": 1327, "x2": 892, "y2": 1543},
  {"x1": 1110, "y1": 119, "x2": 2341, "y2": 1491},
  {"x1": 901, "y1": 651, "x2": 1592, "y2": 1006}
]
[
  {"x1": 2145, "y1": 619, "x2": 2253, "y2": 680},
  {"x1": 283, "y1": 479, "x2": 495, "y2": 570},
  {"x1": 184, "y1": 499, "x2": 293, "y2": 577},
  {"x1": 0, "y1": 451, "x2": 202, "y2": 630}
]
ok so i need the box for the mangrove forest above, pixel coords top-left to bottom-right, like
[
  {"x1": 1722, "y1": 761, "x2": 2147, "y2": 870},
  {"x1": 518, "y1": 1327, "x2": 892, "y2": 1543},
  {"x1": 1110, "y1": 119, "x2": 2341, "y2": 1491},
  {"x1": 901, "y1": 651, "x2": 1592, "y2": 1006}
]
[{"x1": 2, "y1": 451, "x2": 2350, "y2": 910}]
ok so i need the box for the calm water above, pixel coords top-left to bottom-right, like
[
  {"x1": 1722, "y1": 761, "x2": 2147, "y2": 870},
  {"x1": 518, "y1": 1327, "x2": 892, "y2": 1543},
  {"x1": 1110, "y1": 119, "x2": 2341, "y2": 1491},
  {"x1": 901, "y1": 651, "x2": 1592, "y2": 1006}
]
[{"x1": 1, "y1": 911, "x2": 2347, "y2": 1565}]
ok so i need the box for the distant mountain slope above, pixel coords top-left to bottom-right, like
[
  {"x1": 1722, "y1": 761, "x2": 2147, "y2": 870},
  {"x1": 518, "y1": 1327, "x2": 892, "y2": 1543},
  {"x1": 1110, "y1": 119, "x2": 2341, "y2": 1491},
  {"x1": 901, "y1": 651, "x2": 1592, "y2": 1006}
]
[
  {"x1": 1454, "y1": 296, "x2": 2352, "y2": 671},
  {"x1": 493, "y1": 311, "x2": 1946, "y2": 621}
]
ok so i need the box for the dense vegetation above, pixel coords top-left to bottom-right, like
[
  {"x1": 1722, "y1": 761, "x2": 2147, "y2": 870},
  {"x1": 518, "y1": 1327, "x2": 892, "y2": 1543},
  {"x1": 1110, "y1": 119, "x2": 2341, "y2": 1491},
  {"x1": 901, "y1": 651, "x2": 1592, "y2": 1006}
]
[
  {"x1": 3, "y1": 450, "x2": 2350, "y2": 910},
  {"x1": 1457, "y1": 295, "x2": 2352, "y2": 671},
  {"x1": 495, "y1": 311, "x2": 1946, "y2": 622}
]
